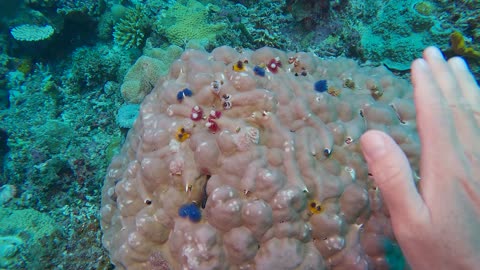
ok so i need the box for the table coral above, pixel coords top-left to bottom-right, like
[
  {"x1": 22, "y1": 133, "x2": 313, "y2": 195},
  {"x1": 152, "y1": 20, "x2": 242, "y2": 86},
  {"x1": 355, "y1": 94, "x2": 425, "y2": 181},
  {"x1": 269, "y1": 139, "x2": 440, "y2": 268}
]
[
  {"x1": 10, "y1": 24, "x2": 54, "y2": 42},
  {"x1": 101, "y1": 46, "x2": 418, "y2": 269},
  {"x1": 154, "y1": 0, "x2": 226, "y2": 46}
]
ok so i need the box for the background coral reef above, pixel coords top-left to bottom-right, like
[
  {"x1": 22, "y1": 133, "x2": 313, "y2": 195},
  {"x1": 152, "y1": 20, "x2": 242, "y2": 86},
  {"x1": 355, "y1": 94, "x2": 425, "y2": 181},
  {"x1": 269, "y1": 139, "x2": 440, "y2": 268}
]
[{"x1": 0, "y1": 0, "x2": 478, "y2": 268}]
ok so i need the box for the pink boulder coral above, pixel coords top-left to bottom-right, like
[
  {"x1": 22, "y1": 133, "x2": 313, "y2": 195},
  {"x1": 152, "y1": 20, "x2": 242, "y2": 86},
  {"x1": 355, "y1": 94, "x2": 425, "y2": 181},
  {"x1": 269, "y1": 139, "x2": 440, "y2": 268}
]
[{"x1": 101, "y1": 46, "x2": 419, "y2": 269}]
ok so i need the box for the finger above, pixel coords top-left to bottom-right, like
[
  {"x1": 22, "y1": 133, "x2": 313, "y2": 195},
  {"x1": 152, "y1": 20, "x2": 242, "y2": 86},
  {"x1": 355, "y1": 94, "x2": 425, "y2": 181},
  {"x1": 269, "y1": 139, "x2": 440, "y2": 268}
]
[
  {"x1": 411, "y1": 58, "x2": 457, "y2": 158},
  {"x1": 360, "y1": 130, "x2": 426, "y2": 222},
  {"x1": 422, "y1": 47, "x2": 478, "y2": 132},
  {"x1": 448, "y1": 57, "x2": 480, "y2": 107},
  {"x1": 423, "y1": 47, "x2": 460, "y2": 104},
  {"x1": 446, "y1": 58, "x2": 480, "y2": 152}
]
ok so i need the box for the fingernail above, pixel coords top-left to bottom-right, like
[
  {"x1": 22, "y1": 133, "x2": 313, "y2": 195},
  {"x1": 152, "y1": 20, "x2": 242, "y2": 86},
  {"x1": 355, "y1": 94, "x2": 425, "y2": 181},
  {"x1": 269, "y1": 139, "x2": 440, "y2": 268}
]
[
  {"x1": 428, "y1": 47, "x2": 444, "y2": 60},
  {"x1": 362, "y1": 134, "x2": 387, "y2": 161},
  {"x1": 453, "y1": 57, "x2": 469, "y2": 70},
  {"x1": 415, "y1": 59, "x2": 428, "y2": 70}
]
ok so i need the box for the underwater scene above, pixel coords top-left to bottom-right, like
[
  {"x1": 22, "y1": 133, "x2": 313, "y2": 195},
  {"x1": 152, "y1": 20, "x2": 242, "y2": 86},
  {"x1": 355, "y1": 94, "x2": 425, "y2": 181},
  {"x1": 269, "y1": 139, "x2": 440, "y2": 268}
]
[{"x1": 0, "y1": 0, "x2": 479, "y2": 269}]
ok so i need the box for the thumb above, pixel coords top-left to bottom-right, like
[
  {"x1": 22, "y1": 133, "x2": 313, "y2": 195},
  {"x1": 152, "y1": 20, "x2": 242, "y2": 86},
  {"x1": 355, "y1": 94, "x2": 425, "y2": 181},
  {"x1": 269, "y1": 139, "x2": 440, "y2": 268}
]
[{"x1": 360, "y1": 130, "x2": 424, "y2": 221}]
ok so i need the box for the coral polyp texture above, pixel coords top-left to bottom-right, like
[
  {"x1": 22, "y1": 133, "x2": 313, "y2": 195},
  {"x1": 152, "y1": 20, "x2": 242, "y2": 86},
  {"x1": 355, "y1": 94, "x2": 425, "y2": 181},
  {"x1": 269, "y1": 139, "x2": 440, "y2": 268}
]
[{"x1": 100, "y1": 46, "x2": 419, "y2": 270}]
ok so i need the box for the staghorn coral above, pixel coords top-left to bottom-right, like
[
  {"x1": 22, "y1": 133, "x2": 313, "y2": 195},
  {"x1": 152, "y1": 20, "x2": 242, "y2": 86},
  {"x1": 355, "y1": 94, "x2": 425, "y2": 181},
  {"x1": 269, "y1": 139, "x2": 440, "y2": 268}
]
[{"x1": 101, "y1": 46, "x2": 418, "y2": 269}]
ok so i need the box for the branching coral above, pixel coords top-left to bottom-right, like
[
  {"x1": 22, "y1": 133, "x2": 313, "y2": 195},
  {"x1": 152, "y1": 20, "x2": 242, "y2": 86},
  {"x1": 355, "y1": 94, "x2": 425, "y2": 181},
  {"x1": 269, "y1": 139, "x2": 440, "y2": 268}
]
[
  {"x1": 66, "y1": 44, "x2": 126, "y2": 91},
  {"x1": 57, "y1": 0, "x2": 105, "y2": 17},
  {"x1": 238, "y1": 0, "x2": 292, "y2": 48},
  {"x1": 113, "y1": 5, "x2": 151, "y2": 49}
]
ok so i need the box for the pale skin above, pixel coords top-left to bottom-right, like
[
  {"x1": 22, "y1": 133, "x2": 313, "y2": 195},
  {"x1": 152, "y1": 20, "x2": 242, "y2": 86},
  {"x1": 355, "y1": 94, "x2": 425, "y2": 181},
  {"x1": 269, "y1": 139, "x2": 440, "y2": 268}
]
[{"x1": 360, "y1": 46, "x2": 480, "y2": 269}]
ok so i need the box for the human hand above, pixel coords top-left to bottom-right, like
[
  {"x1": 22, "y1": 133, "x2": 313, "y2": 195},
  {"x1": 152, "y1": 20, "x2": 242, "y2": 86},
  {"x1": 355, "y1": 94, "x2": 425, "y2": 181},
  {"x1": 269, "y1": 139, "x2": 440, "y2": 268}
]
[{"x1": 360, "y1": 47, "x2": 480, "y2": 269}]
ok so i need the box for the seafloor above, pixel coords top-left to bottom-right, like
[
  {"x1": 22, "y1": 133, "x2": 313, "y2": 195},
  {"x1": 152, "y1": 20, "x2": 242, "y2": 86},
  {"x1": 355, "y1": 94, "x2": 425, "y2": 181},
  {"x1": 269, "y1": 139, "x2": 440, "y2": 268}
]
[{"x1": 0, "y1": 0, "x2": 478, "y2": 269}]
